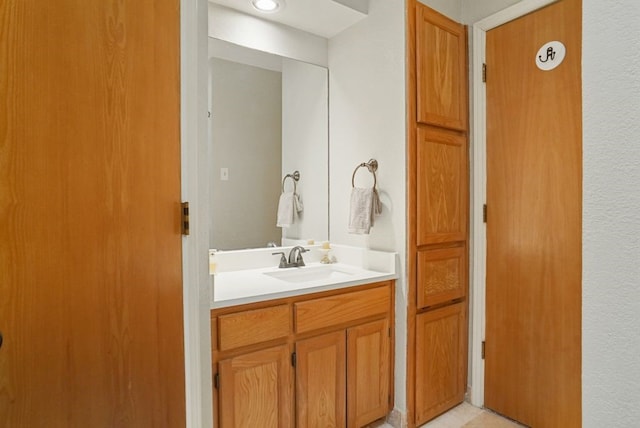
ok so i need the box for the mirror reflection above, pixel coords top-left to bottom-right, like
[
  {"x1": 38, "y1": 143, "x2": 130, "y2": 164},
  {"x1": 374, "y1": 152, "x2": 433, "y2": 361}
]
[{"x1": 208, "y1": 38, "x2": 329, "y2": 250}]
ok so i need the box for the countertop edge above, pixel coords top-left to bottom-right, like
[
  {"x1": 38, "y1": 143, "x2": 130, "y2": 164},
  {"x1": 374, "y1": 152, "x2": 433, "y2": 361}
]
[{"x1": 210, "y1": 272, "x2": 398, "y2": 309}]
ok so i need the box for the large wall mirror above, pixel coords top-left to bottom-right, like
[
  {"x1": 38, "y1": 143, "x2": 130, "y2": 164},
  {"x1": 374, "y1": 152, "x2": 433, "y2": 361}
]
[{"x1": 208, "y1": 38, "x2": 329, "y2": 250}]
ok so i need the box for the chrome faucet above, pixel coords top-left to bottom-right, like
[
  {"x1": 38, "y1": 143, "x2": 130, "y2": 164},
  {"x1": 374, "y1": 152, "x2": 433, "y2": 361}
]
[
  {"x1": 288, "y1": 246, "x2": 309, "y2": 267},
  {"x1": 272, "y1": 246, "x2": 309, "y2": 268}
]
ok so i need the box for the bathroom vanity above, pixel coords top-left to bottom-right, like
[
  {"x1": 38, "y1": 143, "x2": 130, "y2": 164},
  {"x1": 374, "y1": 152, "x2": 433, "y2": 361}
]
[{"x1": 209, "y1": 246, "x2": 397, "y2": 428}]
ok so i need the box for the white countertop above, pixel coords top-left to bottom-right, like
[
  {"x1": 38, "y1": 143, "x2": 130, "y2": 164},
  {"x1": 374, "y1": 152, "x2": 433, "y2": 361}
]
[{"x1": 210, "y1": 245, "x2": 398, "y2": 309}]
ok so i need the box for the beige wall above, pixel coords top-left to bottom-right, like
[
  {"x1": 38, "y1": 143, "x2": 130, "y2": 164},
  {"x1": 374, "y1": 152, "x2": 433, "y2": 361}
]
[{"x1": 209, "y1": 58, "x2": 282, "y2": 250}]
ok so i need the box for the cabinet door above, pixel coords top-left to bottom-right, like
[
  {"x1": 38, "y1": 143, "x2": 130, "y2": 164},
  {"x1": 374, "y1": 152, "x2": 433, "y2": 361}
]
[
  {"x1": 416, "y1": 3, "x2": 468, "y2": 131},
  {"x1": 417, "y1": 126, "x2": 467, "y2": 245},
  {"x1": 415, "y1": 302, "x2": 466, "y2": 425},
  {"x1": 218, "y1": 345, "x2": 293, "y2": 428},
  {"x1": 296, "y1": 331, "x2": 347, "y2": 428},
  {"x1": 347, "y1": 319, "x2": 391, "y2": 427}
]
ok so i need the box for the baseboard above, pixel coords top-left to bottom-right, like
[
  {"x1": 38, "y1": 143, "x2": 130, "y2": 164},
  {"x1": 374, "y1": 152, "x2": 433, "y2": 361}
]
[{"x1": 386, "y1": 408, "x2": 408, "y2": 428}]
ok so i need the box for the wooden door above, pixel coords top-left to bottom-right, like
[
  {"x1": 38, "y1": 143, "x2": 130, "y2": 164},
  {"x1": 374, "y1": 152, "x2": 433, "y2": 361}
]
[
  {"x1": 346, "y1": 319, "x2": 390, "y2": 427},
  {"x1": 485, "y1": 0, "x2": 582, "y2": 426},
  {"x1": 0, "y1": 0, "x2": 184, "y2": 426},
  {"x1": 415, "y1": 302, "x2": 466, "y2": 425},
  {"x1": 218, "y1": 345, "x2": 293, "y2": 428},
  {"x1": 296, "y1": 331, "x2": 346, "y2": 428}
]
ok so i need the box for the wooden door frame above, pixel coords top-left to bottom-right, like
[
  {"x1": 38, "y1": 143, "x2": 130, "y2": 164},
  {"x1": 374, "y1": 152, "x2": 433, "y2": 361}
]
[
  {"x1": 468, "y1": 0, "x2": 559, "y2": 408},
  {"x1": 181, "y1": 0, "x2": 213, "y2": 426}
]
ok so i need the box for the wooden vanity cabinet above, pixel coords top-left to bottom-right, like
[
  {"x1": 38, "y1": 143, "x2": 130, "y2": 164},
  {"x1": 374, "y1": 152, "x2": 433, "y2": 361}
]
[{"x1": 211, "y1": 281, "x2": 394, "y2": 428}]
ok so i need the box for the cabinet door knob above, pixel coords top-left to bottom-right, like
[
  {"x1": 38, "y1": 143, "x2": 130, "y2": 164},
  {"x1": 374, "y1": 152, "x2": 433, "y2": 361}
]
[{"x1": 0, "y1": 331, "x2": 3, "y2": 349}]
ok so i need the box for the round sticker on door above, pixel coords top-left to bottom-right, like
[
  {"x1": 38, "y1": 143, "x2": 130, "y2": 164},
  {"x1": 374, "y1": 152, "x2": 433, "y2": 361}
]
[{"x1": 535, "y1": 41, "x2": 566, "y2": 71}]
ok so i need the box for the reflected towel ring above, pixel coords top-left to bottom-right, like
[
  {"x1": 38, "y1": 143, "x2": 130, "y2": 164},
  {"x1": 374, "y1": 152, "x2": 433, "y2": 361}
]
[
  {"x1": 351, "y1": 159, "x2": 378, "y2": 188},
  {"x1": 282, "y1": 170, "x2": 300, "y2": 193}
]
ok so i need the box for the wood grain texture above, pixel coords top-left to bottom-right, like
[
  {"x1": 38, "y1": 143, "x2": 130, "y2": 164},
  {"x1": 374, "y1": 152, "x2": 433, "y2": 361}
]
[
  {"x1": 296, "y1": 331, "x2": 347, "y2": 428},
  {"x1": 407, "y1": 2, "x2": 469, "y2": 426},
  {"x1": 0, "y1": 0, "x2": 183, "y2": 426},
  {"x1": 417, "y1": 126, "x2": 467, "y2": 245},
  {"x1": 415, "y1": 302, "x2": 466, "y2": 426},
  {"x1": 295, "y1": 286, "x2": 390, "y2": 334},
  {"x1": 219, "y1": 345, "x2": 293, "y2": 428},
  {"x1": 417, "y1": 245, "x2": 466, "y2": 308},
  {"x1": 347, "y1": 319, "x2": 390, "y2": 428},
  {"x1": 211, "y1": 282, "x2": 395, "y2": 427},
  {"x1": 405, "y1": 1, "x2": 419, "y2": 425},
  {"x1": 416, "y1": 4, "x2": 468, "y2": 131},
  {"x1": 484, "y1": 0, "x2": 582, "y2": 426},
  {"x1": 218, "y1": 305, "x2": 290, "y2": 351}
]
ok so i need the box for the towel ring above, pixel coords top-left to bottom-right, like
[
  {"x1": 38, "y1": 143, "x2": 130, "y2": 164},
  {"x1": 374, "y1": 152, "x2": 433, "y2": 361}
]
[
  {"x1": 352, "y1": 159, "x2": 378, "y2": 188},
  {"x1": 282, "y1": 170, "x2": 300, "y2": 193}
]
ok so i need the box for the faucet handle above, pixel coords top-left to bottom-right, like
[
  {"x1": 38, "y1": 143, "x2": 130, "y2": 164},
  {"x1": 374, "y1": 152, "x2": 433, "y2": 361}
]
[{"x1": 272, "y1": 252, "x2": 287, "y2": 268}]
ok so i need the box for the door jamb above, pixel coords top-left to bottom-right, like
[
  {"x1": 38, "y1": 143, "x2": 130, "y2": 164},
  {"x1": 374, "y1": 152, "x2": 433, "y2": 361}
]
[
  {"x1": 181, "y1": 0, "x2": 212, "y2": 426},
  {"x1": 469, "y1": 0, "x2": 559, "y2": 408}
]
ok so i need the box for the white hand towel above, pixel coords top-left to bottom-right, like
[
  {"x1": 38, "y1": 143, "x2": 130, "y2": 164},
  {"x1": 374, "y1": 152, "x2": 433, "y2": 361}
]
[
  {"x1": 348, "y1": 187, "x2": 382, "y2": 234},
  {"x1": 277, "y1": 192, "x2": 303, "y2": 228}
]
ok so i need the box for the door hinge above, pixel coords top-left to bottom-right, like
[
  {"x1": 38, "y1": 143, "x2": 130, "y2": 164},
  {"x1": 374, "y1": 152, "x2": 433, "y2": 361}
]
[
  {"x1": 483, "y1": 204, "x2": 487, "y2": 223},
  {"x1": 214, "y1": 373, "x2": 220, "y2": 389},
  {"x1": 482, "y1": 341, "x2": 486, "y2": 359},
  {"x1": 482, "y1": 63, "x2": 487, "y2": 83},
  {"x1": 181, "y1": 202, "x2": 190, "y2": 236},
  {"x1": 291, "y1": 352, "x2": 297, "y2": 367}
]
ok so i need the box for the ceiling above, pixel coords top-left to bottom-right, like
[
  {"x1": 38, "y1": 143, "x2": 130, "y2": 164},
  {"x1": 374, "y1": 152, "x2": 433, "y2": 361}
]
[{"x1": 209, "y1": 0, "x2": 368, "y2": 39}]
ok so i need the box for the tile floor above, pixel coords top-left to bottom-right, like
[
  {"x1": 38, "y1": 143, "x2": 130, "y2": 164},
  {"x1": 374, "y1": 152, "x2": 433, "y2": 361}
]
[{"x1": 370, "y1": 402, "x2": 524, "y2": 428}]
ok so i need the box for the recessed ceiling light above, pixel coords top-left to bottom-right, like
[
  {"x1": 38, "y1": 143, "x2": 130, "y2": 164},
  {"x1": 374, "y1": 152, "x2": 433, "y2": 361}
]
[{"x1": 251, "y1": 0, "x2": 284, "y2": 13}]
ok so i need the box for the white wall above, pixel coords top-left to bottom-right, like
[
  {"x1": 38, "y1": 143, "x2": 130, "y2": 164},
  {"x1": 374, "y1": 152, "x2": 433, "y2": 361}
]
[
  {"x1": 461, "y1": 0, "x2": 520, "y2": 24},
  {"x1": 582, "y1": 0, "x2": 640, "y2": 425},
  {"x1": 328, "y1": 0, "x2": 407, "y2": 412},
  {"x1": 281, "y1": 58, "x2": 330, "y2": 243},
  {"x1": 208, "y1": 3, "x2": 328, "y2": 67},
  {"x1": 419, "y1": 0, "x2": 462, "y2": 22}
]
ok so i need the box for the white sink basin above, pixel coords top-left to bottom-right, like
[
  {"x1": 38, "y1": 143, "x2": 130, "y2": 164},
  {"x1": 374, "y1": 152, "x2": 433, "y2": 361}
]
[{"x1": 263, "y1": 265, "x2": 355, "y2": 283}]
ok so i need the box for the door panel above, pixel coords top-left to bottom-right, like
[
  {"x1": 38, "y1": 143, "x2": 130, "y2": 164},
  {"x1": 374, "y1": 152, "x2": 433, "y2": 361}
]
[
  {"x1": 0, "y1": 0, "x2": 184, "y2": 426},
  {"x1": 416, "y1": 4, "x2": 468, "y2": 131},
  {"x1": 485, "y1": 0, "x2": 582, "y2": 426},
  {"x1": 415, "y1": 302, "x2": 466, "y2": 425},
  {"x1": 296, "y1": 331, "x2": 346, "y2": 428},
  {"x1": 417, "y1": 126, "x2": 467, "y2": 245},
  {"x1": 347, "y1": 319, "x2": 390, "y2": 427},
  {"x1": 417, "y1": 245, "x2": 466, "y2": 309},
  {"x1": 219, "y1": 345, "x2": 293, "y2": 428}
]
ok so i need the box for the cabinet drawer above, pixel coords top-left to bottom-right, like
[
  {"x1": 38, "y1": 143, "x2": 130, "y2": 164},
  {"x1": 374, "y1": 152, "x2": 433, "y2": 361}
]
[
  {"x1": 417, "y1": 245, "x2": 466, "y2": 308},
  {"x1": 218, "y1": 305, "x2": 290, "y2": 351},
  {"x1": 295, "y1": 285, "x2": 390, "y2": 334}
]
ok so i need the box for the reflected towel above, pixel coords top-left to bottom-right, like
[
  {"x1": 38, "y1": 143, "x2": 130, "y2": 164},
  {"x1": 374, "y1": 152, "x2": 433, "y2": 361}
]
[
  {"x1": 348, "y1": 187, "x2": 382, "y2": 234},
  {"x1": 276, "y1": 192, "x2": 303, "y2": 228}
]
